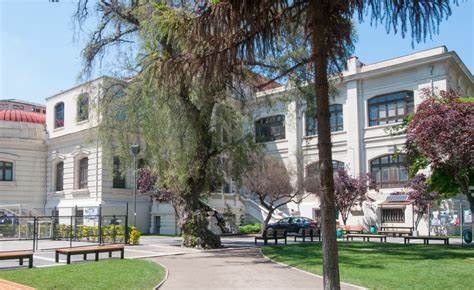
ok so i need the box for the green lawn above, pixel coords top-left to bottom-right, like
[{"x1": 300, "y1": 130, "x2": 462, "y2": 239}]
[
  {"x1": 0, "y1": 259, "x2": 165, "y2": 290},
  {"x1": 262, "y1": 243, "x2": 474, "y2": 290}
]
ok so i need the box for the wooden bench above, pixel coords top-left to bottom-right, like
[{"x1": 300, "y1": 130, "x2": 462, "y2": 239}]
[
  {"x1": 404, "y1": 236, "x2": 449, "y2": 245},
  {"x1": 293, "y1": 228, "x2": 321, "y2": 242},
  {"x1": 346, "y1": 234, "x2": 387, "y2": 243},
  {"x1": 255, "y1": 229, "x2": 287, "y2": 245},
  {"x1": 379, "y1": 226, "x2": 413, "y2": 237},
  {"x1": 55, "y1": 244, "x2": 124, "y2": 264},
  {"x1": 0, "y1": 251, "x2": 33, "y2": 268},
  {"x1": 0, "y1": 278, "x2": 35, "y2": 290},
  {"x1": 342, "y1": 225, "x2": 364, "y2": 234}
]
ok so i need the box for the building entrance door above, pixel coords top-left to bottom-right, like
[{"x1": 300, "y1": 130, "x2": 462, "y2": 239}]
[{"x1": 154, "y1": 216, "x2": 161, "y2": 234}]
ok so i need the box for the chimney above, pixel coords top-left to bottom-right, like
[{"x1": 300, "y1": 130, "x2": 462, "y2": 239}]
[{"x1": 347, "y1": 56, "x2": 361, "y2": 74}]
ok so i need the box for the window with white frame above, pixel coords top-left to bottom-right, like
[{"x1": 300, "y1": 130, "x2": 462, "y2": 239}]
[
  {"x1": 54, "y1": 102, "x2": 65, "y2": 128},
  {"x1": 370, "y1": 154, "x2": 408, "y2": 188},
  {"x1": 305, "y1": 104, "x2": 343, "y2": 136},
  {"x1": 255, "y1": 115, "x2": 285, "y2": 143},
  {"x1": 0, "y1": 161, "x2": 13, "y2": 181},
  {"x1": 368, "y1": 91, "x2": 414, "y2": 126},
  {"x1": 306, "y1": 160, "x2": 345, "y2": 177},
  {"x1": 78, "y1": 157, "x2": 88, "y2": 189},
  {"x1": 381, "y1": 208, "x2": 405, "y2": 223},
  {"x1": 113, "y1": 156, "x2": 126, "y2": 188},
  {"x1": 55, "y1": 161, "x2": 64, "y2": 191},
  {"x1": 77, "y1": 93, "x2": 89, "y2": 122}
]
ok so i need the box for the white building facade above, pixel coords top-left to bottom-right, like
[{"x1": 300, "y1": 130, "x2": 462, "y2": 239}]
[
  {"x1": 250, "y1": 47, "x2": 473, "y2": 235},
  {"x1": 0, "y1": 46, "x2": 471, "y2": 235}
]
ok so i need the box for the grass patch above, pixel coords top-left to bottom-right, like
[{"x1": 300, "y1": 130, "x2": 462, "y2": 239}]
[
  {"x1": 0, "y1": 259, "x2": 165, "y2": 290},
  {"x1": 262, "y1": 242, "x2": 474, "y2": 290}
]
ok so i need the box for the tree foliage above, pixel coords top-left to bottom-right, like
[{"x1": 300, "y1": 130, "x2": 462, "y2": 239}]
[
  {"x1": 75, "y1": 0, "x2": 261, "y2": 248},
  {"x1": 392, "y1": 174, "x2": 439, "y2": 231},
  {"x1": 242, "y1": 153, "x2": 300, "y2": 232},
  {"x1": 305, "y1": 168, "x2": 377, "y2": 225},
  {"x1": 188, "y1": 2, "x2": 456, "y2": 287},
  {"x1": 406, "y1": 89, "x2": 473, "y2": 218},
  {"x1": 75, "y1": 0, "x2": 458, "y2": 285}
]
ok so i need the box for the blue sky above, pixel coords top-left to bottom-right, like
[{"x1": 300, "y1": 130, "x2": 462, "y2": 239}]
[{"x1": 1, "y1": 0, "x2": 473, "y2": 105}]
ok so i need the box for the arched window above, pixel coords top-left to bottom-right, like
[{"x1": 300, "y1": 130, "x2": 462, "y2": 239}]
[
  {"x1": 370, "y1": 154, "x2": 408, "y2": 188},
  {"x1": 368, "y1": 91, "x2": 414, "y2": 126},
  {"x1": 255, "y1": 115, "x2": 285, "y2": 143},
  {"x1": 306, "y1": 160, "x2": 345, "y2": 177},
  {"x1": 77, "y1": 93, "x2": 89, "y2": 122},
  {"x1": 55, "y1": 161, "x2": 64, "y2": 191},
  {"x1": 54, "y1": 102, "x2": 64, "y2": 128},
  {"x1": 0, "y1": 161, "x2": 13, "y2": 181},
  {"x1": 78, "y1": 157, "x2": 88, "y2": 189},
  {"x1": 306, "y1": 104, "x2": 343, "y2": 136}
]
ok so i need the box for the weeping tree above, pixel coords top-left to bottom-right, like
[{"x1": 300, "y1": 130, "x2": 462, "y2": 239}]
[
  {"x1": 188, "y1": 1, "x2": 457, "y2": 288},
  {"x1": 75, "y1": 1, "x2": 259, "y2": 248}
]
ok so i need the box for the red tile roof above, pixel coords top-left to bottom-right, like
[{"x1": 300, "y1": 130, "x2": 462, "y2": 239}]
[{"x1": 0, "y1": 110, "x2": 45, "y2": 124}]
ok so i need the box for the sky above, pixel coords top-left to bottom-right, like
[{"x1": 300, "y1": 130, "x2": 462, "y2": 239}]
[{"x1": 1, "y1": 0, "x2": 473, "y2": 105}]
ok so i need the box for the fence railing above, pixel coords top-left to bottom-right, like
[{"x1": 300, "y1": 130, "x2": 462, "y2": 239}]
[{"x1": 0, "y1": 212, "x2": 129, "y2": 251}]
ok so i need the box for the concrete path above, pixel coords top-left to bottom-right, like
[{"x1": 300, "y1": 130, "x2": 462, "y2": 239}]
[{"x1": 153, "y1": 247, "x2": 361, "y2": 290}]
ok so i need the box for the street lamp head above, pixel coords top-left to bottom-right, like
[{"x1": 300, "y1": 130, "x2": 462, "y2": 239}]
[{"x1": 130, "y1": 144, "x2": 140, "y2": 156}]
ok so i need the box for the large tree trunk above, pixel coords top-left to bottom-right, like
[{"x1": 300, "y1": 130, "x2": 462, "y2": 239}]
[
  {"x1": 311, "y1": 0, "x2": 340, "y2": 289},
  {"x1": 176, "y1": 194, "x2": 222, "y2": 248}
]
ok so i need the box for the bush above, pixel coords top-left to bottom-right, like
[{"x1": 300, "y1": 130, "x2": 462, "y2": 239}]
[
  {"x1": 128, "y1": 226, "x2": 141, "y2": 245},
  {"x1": 238, "y1": 223, "x2": 261, "y2": 234}
]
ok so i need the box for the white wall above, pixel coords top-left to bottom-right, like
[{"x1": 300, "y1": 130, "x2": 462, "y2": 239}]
[
  {"x1": 0, "y1": 121, "x2": 47, "y2": 212},
  {"x1": 248, "y1": 47, "x2": 473, "y2": 234}
]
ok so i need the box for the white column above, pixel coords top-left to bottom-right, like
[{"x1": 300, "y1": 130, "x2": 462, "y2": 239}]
[
  {"x1": 345, "y1": 80, "x2": 362, "y2": 176},
  {"x1": 286, "y1": 100, "x2": 301, "y2": 188}
]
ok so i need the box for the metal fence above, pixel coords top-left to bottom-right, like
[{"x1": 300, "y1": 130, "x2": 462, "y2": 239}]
[{"x1": 0, "y1": 206, "x2": 129, "y2": 251}]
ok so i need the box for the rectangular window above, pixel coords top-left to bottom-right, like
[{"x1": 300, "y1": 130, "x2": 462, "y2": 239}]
[
  {"x1": 370, "y1": 155, "x2": 408, "y2": 188},
  {"x1": 255, "y1": 115, "x2": 286, "y2": 143},
  {"x1": 382, "y1": 208, "x2": 405, "y2": 223},
  {"x1": 305, "y1": 104, "x2": 343, "y2": 136},
  {"x1": 0, "y1": 161, "x2": 13, "y2": 181},
  {"x1": 55, "y1": 162, "x2": 64, "y2": 191},
  {"x1": 113, "y1": 157, "x2": 126, "y2": 188},
  {"x1": 368, "y1": 91, "x2": 414, "y2": 126},
  {"x1": 79, "y1": 158, "x2": 88, "y2": 189}
]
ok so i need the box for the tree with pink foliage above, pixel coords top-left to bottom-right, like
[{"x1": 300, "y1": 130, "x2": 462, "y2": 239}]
[
  {"x1": 333, "y1": 169, "x2": 377, "y2": 226},
  {"x1": 305, "y1": 168, "x2": 377, "y2": 226},
  {"x1": 406, "y1": 90, "x2": 473, "y2": 221},
  {"x1": 393, "y1": 174, "x2": 439, "y2": 231}
]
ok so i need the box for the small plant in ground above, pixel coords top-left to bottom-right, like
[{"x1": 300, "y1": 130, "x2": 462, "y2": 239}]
[
  {"x1": 128, "y1": 226, "x2": 141, "y2": 245},
  {"x1": 238, "y1": 223, "x2": 261, "y2": 234}
]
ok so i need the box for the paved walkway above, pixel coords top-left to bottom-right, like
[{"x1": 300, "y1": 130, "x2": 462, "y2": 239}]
[{"x1": 153, "y1": 247, "x2": 361, "y2": 290}]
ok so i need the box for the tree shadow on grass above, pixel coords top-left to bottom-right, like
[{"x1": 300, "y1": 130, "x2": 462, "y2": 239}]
[{"x1": 263, "y1": 242, "x2": 473, "y2": 271}]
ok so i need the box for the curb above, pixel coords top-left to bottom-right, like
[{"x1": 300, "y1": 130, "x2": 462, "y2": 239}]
[
  {"x1": 258, "y1": 248, "x2": 367, "y2": 290},
  {"x1": 153, "y1": 260, "x2": 169, "y2": 289}
]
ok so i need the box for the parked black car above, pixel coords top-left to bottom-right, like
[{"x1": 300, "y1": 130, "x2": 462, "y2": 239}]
[{"x1": 266, "y1": 216, "x2": 318, "y2": 234}]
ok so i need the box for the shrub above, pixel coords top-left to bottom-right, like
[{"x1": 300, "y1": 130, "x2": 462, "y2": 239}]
[
  {"x1": 238, "y1": 223, "x2": 261, "y2": 234},
  {"x1": 128, "y1": 226, "x2": 141, "y2": 245}
]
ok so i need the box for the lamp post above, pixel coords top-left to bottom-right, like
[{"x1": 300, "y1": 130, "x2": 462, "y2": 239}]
[{"x1": 130, "y1": 144, "x2": 140, "y2": 227}]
